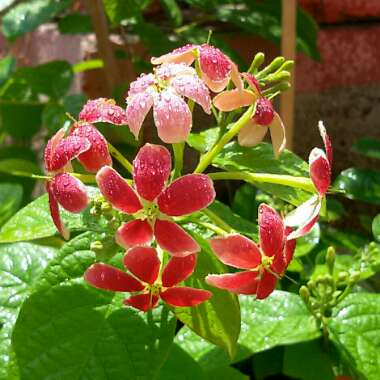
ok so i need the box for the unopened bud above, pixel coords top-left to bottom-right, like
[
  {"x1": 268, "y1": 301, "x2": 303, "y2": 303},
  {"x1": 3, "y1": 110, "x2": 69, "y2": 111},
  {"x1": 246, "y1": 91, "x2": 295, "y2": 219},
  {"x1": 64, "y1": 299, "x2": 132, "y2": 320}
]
[
  {"x1": 90, "y1": 241, "x2": 103, "y2": 251},
  {"x1": 90, "y1": 206, "x2": 100, "y2": 217},
  {"x1": 266, "y1": 71, "x2": 291, "y2": 83},
  {"x1": 248, "y1": 52, "x2": 265, "y2": 73},
  {"x1": 278, "y1": 60, "x2": 294, "y2": 72},
  {"x1": 326, "y1": 247, "x2": 336, "y2": 274},
  {"x1": 299, "y1": 286, "x2": 310, "y2": 303},
  {"x1": 338, "y1": 272, "x2": 349, "y2": 283},
  {"x1": 350, "y1": 271, "x2": 361, "y2": 283},
  {"x1": 101, "y1": 202, "x2": 113, "y2": 213}
]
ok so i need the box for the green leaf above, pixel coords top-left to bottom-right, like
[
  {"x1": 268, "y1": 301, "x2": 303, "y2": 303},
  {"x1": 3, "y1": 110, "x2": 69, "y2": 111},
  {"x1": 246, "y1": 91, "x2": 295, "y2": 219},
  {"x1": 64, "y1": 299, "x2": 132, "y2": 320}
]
[
  {"x1": 334, "y1": 168, "x2": 380, "y2": 205},
  {"x1": 161, "y1": 0, "x2": 182, "y2": 27},
  {"x1": 232, "y1": 183, "x2": 257, "y2": 222},
  {"x1": 0, "y1": 242, "x2": 56, "y2": 380},
  {"x1": 0, "y1": 55, "x2": 16, "y2": 86},
  {"x1": 252, "y1": 347, "x2": 284, "y2": 380},
  {"x1": 41, "y1": 103, "x2": 68, "y2": 132},
  {"x1": 213, "y1": 142, "x2": 311, "y2": 206},
  {"x1": 2, "y1": 0, "x2": 71, "y2": 40},
  {"x1": 58, "y1": 12, "x2": 93, "y2": 34},
  {"x1": 328, "y1": 293, "x2": 380, "y2": 380},
  {"x1": 73, "y1": 59, "x2": 104, "y2": 73},
  {"x1": 63, "y1": 93, "x2": 87, "y2": 116},
  {"x1": 0, "y1": 183, "x2": 23, "y2": 226},
  {"x1": 295, "y1": 224, "x2": 320, "y2": 257},
  {"x1": 174, "y1": 234, "x2": 240, "y2": 357},
  {"x1": 187, "y1": 127, "x2": 219, "y2": 154},
  {"x1": 352, "y1": 137, "x2": 380, "y2": 160},
  {"x1": 283, "y1": 340, "x2": 334, "y2": 380},
  {"x1": 372, "y1": 214, "x2": 380, "y2": 242},
  {"x1": 0, "y1": 158, "x2": 41, "y2": 176},
  {"x1": 102, "y1": 0, "x2": 140, "y2": 25},
  {"x1": 12, "y1": 283, "x2": 176, "y2": 380},
  {"x1": 206, "y1": 366, "x2": 248, "y2": 380}
]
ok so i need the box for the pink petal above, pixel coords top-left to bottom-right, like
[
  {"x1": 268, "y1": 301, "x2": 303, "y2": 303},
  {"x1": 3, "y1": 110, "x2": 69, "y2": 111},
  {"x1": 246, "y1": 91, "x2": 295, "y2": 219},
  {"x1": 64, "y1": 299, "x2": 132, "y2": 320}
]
[
  {"x1": 151, "y1": 44, "x2": 196, "y2": 65},
  {"x1": 161, "y1": 254, "x2": 196, "y2": 288},
  {"x1": 153, "y1": 90, "x2": 192, "y2": 143},
  {"x1": 210, "y1": 234, "x2": 261, "y2": 269},
  {"x1": 70, "y1": 123, "x2": 112, "y2": 173},
  {"x1": 171, "y1": 74, "x2": 211, "y2": 114},
  {"x1": 123, "y1": 246, "x2": 160, "y2": 284},
  {"x1": 133, "y1": 144, "x2": 171, "y2": 201},
  {"x1": 127, "y1": 73, "x2": 155, "y2": 97},
  {"x1": 199, "y1": 44, "x2": 232, "y2": 84},
  {"x1": 84, "y1": 263, "x2": 144, "y2": 292},
  {"x1": 115, "y1": 220, "x2": 153, "y2": 249},
  {"x1": 230, "y1": 63, "x2": 243, "y2": 91},
  {"x1": 238, "y1": 120, "x2": 268, "y2": 147},
  {"x1": 254, "y1": 98, "x2": 275, "y2": 126},
  {"x1": 309, "y1": 148, "x2": 331, "y2": 196},
  {"x1": 126, "y1": 89, "x2": 154, "y2": 139},
  {"x1": 46, "y1": 181, "x2": 69, "y2": 240},
  {"x1": 243, "y1": 73, "x2": 262, "y2": 95},
  {"x1": 44, "y1": 128, "x2": 65, "y2": 172},
  {"x1": 155, "y1": 63, "x2": 196, "y2": 80},
  {"x1": 157, "y1": 174, "x2": 215, "y2": 216},
  {"x1": 96, "y1": 166, "x2": 142, "y2": 214},
  {"x1": 213, "y1": 89, "x2": 256, "y2": 112},
  {"x1": 154, "y1": 219, "x2": 200, "y2": 257},
  {"x1": 124, "y1": 293, "x2": 159, "y2": 312},
  {"x1": 206, "y1": 271, "x2": 259, "y2": 295},
  {"x1": 258, "y1": 204, "x2": 285, "y2": 257},
  {"x1": 256, "y1": 271, "x2": 277, "y2": 300},
  {"x1": 202, "y1": 74, "x2": 230, "y2": 93},
  {"x1": 160, "y1": 287, "x2": 212, "y2": 307},
  {"x1": 79, "y1": 98, "x2": 128, "y2": 125},
  {"x1": 49, "y1": 136, "x2": 91, "y2": 172},
  {"x1": 318, "y1": 121, "x2": 333, "y2": 166},
  {"x1": 269, "y1": 112, "x2": 286, "y2": 158}
]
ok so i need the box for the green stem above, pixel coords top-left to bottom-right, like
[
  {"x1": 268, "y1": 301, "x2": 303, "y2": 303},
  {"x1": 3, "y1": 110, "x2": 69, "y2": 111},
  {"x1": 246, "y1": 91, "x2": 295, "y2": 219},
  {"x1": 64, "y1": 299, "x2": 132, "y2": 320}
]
[
  {"x1": 202, "y1": 208, "x2": 234, "y2": 233},
  {"x1": 172, "y1": 142, "x2": 184, "y2": 180},
  {"x1": 194, "y1": 105, "x2": 254, "y2": 173},
  {"x1": 192, "y1": 220, "x2": 227, "y2": 235},
  {"x1": 70, "y1": 173, "x2": 97, "y2": 183},
  {"x1": 107, "y1": 142, "x2": 133, "y2": 173},
  {"x1": 208, "y1": 171, "x2": 315, "y2": 192},
  {"x1": 0, "y1": 170, "x2": 50, "y2": 180}
]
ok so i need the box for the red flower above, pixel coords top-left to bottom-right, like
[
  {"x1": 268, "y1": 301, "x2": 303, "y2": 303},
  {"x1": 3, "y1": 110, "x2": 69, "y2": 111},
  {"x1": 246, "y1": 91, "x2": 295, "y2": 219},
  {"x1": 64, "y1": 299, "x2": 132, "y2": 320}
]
[
  {"x1": 206, "y1": 204, "x2": 296, "y2": 299},
  {"x1": 285, "y1": 122, "x2": 332, "y2": 240},
  {"x1": 96, "y1": 143, "x2": 216, "y2": 257},
  {"x1": 84, "y1": 246, "x2": 212, "y2": 312},
  {"x1": 79, "y1": 98, "x2": 128, "y2": 125}
]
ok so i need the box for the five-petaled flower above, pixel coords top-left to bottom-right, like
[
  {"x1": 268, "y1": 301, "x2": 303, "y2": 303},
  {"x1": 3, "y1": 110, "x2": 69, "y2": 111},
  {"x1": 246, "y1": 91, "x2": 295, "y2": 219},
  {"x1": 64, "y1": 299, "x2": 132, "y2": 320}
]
[
  {"x1": 84, "y1": 246, "x2": 212, "y2": 312},
  {"x1": 126, "y1": 63, "x2": 211, "y2": 144},
  {"x1": 284, "y1": 122, "x2": 332, "y2": 240},
  {"x1": 96, "y1": 143, "x2": 216, "y2": 257},
  {"x1": 206, "y1": 204, "x2": 296, "y2": 299}
]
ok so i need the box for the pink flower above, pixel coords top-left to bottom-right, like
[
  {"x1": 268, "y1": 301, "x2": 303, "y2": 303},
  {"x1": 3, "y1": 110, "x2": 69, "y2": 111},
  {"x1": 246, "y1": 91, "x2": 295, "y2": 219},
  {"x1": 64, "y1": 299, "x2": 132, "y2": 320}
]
[
  {"x1": 213, "y1": 73, "x2": 286, "y2": 157},
  {"x1": 96, "y1": 143, "x2": 216, "y2": 257},
  {"x1": 151, "y1": 44, "x2": 242, "y2": 93},
  {"x1": 79, "y1": 98, "x2": 128, "y2": 125},
  {"x1": 206, "y1": 204, "x2": 296, "y2": 299},
  {"x1": 84, "y1": 246, "x2": 212, "y2": 312},
  {"x1": 285, "y1": 122, "x2": 333, "y2": 240},
  {"x1": 126, "y1": 63, "x2": 211, "y2": 143}
]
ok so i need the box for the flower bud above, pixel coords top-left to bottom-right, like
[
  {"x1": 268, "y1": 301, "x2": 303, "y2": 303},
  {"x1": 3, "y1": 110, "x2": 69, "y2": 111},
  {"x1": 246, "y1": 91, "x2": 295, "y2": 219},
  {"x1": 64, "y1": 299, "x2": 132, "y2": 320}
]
[
  {"x1": 350, "y1": 271, "x2": 361, "y2": 283},
  {"x1": 90, "y1": 241, "x2": 104, "y2": 251},
  {"x1": 338, "y1": 272, "x2": 349, "y2": 283},
  {"x1": 299, "y1": 286, "x2": 310, "y2": 303},
  {"x1": 326, "y1": 246, "x2": 336, "y2": 274}
]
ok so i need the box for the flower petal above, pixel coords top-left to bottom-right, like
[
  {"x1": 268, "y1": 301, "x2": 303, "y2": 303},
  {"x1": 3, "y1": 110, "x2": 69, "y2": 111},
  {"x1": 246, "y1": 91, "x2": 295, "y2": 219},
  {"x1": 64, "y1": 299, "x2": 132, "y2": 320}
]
[
  {"x1": 44, "y1": 128, "x2": 65, "y2": 171},
  {"x1": 96, "y1": 166, "x2": 142, "y2": 214},
  {"x1": 115, "y1": 220, "x2": 153, "y2": 249},
  {"x1": 124, "y1": 293, "x2": 159, "y2": 312},
  {"x1": 171, "y1": 74, "x2": 211, "y2": 114},
  {"x1": 70, "y1": 123, "x2": 112, "y2": 173},
  {"x1": 127, "y1": 73, "x2": 155, "y2": 97},
  {"x1": 199, "y1": 44, "x2": 232, "y2": 84},
  {"x1": 123, "y1": 246, "x2": 160, "y2": 284},
  {"x1": 160, "y1": 287, "x2": 212, "y2": 307},
  {"x1": 230, "y1": 63, "x2": 243, "y2": 91},
  {"x1": 284, "y1": 227, "x2": 296, "y2": 267},
  {"x1": 269, "y1": 113, "x2": 286, "y2": 158},
  {"x1": 161, "y1": 254, "x2": 196, "y2": 288},
  {"x1": 238, "y1": 120, "x2": 268, "y2": 147},
  {"x1": 157, "y1": 174, "x2": 215, "y2": 216},
  {"x1": 213, "y1": 89, "x2": 256, "y2": 112},
  {"x1": 151, "y1": 44, "x2": 196, "y2": 65},
  {"x1": 84, "y1": 263, "x2": 144, "y2": 292},
  {"x1": 210, "y1": 234, "x2": 261, "y2": 269},
  {"x1": 79, "y1": 98, "x2": 128, "y2": 125},
  {"x1": 154, "y1": 219, "x2": 200, "y2": 257},
  {"x1": 155, "y1": 63, "x2": 196, "y2": 80},
  {"x1": 254, "y1": 98, "x2": 275, "y2": 126},
  {"x1": 309, "y1": 148, "x2": 331, "y2": 196},
  {"x1": 258, "y1": 203, "x2": 285, "y2": 257},
  {"x1": 153, "y1": 90, "x2": 192, "y2": 143},
  {"x1": 133, "y1": 144, "x2": 171, "y2": 201},
  {"x1": 256, "y1": 270, "x2": 277, "y2": 300},
  {"x1": 46, "y1": 181, "x2": 69, "y2": 240},
  {"x1": 243, "y1": 73, "x2": 262, "y2": 95},
  {"x1": 51, "y1": 173, "x2": 88, "y2": 213},
  {"x1": 318, "y1": 121, "x2": 333, "y2": 166},
  {"x1": 206, "y1": 271, "x2": 259, "y2": 294}
]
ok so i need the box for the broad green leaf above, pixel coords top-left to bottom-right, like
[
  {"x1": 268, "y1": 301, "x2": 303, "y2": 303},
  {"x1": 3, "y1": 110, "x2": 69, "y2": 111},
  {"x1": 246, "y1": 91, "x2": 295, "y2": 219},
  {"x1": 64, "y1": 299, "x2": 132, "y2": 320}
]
[
  {"x1": 63, "y1": 94, "x2": 87, "y2": 116},
  {"x1": 373, "y1": 214, "x2": 380, "y2": 242},
  {"x1": 12, "y1": 283, "x2": 176, "y2": 380},
  {"x1": 322, "y1": 226, "x2": 369, "y2": 254},
  {"x1": 187, "y1": 127, "x2": 219, "y2": 154},
  {"x1": 328, "y1": 293, "x2": 380, "y2": 380},
  {"x1": 0, "y1": 158, "x2": 41, "y2": 176},
  {"x1": 41, "y1": 103, "x2": 68, "y2": 132},
  {"x1": 160, "y1": 0, "x2": 182, "y2": 27},
  {"x1": 213, "y1": 142, "x2": 311, "y2": 206},
  {"x1": 58, "y1": 12, "x2": 93, "y2": 34},
  {"x1": 232, "y1": 183, "x2": 257, "y2": 222},
  {"x1": 102, "y1": 0, "x2": 140, "y2": 25},
  {"x1": 252, "y1": 347, "x2": 284, "y2": 380},
  {"x1": 334, "y1": 168, "x2": 380, "y2": 205},
  {"x1": 2, "y1": 0, "x2": 71, "y2": 40},
  {"x1": 0, "y1": 183, "x2": 23, "y2": 226},
  {"x1": 174, "y1": 234, "x2": 240, "y2": 357},
  {"x1": 0, "y1": 55, "x2": 15, "y2": 86},
  {"x1": 295, "y1": 224, "x2": 320, "y2": 257},
  {"x1": 283, "y1": 340, "x2": 334, "y2": 380},
  {"x1": 352, "y1": 137, "x2": 380, "y2": 160},
  {"x1": 206, "y1": 366, "x2": 248, "y2": 380},
  {"x1": 0, "y1": 242, "x2": 56, "y2": 380}
]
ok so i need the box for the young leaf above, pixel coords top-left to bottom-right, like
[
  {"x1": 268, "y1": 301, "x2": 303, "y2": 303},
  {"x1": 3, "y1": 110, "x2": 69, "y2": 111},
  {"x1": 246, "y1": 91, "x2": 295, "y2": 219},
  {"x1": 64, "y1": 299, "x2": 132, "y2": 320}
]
[
  {"x1": 58, "y1": 12, "x2": 93, "y2": 34},
  {"x1": 160, "y1": 0, "x2": 182, "y2": 27},
  {"x1": 373, "y1": 214, "x2": 380, "y2": 242},
  {"x1": 352, "y1": 137, "x2": 380, "y2": 160},
  {"x1": 0, "y1": 183, "x2": 23, "y2": 226}
]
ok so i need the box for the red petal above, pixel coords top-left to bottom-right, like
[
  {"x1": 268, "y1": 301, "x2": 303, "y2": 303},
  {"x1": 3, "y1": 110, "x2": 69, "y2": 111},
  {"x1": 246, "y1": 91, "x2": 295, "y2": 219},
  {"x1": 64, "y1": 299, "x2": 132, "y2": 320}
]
[
  {"x1": 259, "y1": 203, "x2": 285, "y2": 257},
  {"x1": 309, "y1": 148, "x2": 331, "y2": 196},
  {"x1": 154, "y1": 219, "x2": 200, "y2": 257},
  {"x1": 84, "y1": 263, "x2": 144, "y2": 292},
  {"x1": 162, "y1": 254, "x2": 196, "y2": 287},
  {"x1": 319, "y1": 121, "x2": 333, "y2": 167},
  {"x1": 70, "y1": 123, "x2": 112, "y2": 173},
  {"x1": 124, "y1": 293, "x2": 159, "y2": 312},
  {"x1": 115, "y1": 220, "x2": 153, "y2": 249},
  {"x1": 256, "y1": 271, "x2": 277, "y2": 300},
  {"x1": 96, "y1": 166, "x2": 142, "y2": 214},
  {"x1": 160, "y1": 287, "x2": 211, "y2": 307},
  {"x1": 243, "y1": 73, "x2": 262, "y2": 95},
  {"x1": 44, "y1": 128, "x2": 65, "y2": 172},
  {"x1": 46, "y1": 181, "x2": 69, "y2": 240},
  {"x1": 199, "y1": 44, "x2": 231, "y2": 83},
  {"x1": 210, "y1": 234, "x2": 261, "y2": 269},
  {"x1": 284, "y1": 227, "x2": 296, "y2": 267},
  {"x1": 157, "y1": 174, "x2": 215, "y2": 216},
  {"x1": 49, "y1": 136, "x2": 91, "y2": 172},
  {"x1": 79, "y1": 98, "x2": 128, "y2": 125},
  {"x1": 133, "y1": 144, "x2": 171, "y2": 201},
  {"x1": 123, "y1": 246, "x2": 160, "y2": 284},
  {"x1": 206, "y1": 271, "x2": 259, "y2": 295}
]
